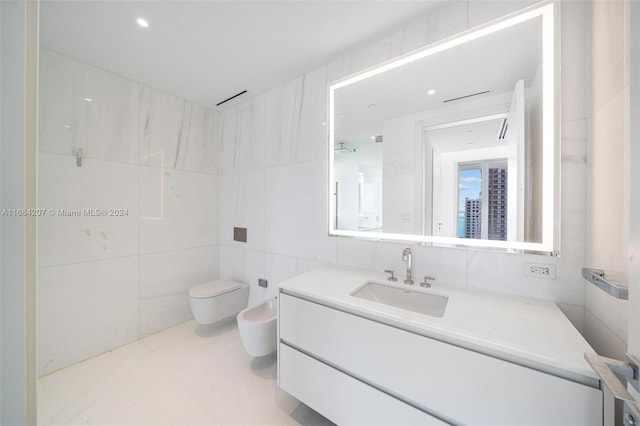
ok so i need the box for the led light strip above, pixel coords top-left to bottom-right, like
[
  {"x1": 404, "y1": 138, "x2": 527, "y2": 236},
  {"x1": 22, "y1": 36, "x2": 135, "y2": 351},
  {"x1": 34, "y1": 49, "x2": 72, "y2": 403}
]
[{"x1": 328, "y1": 2, "x2": 556, "y2": 253}]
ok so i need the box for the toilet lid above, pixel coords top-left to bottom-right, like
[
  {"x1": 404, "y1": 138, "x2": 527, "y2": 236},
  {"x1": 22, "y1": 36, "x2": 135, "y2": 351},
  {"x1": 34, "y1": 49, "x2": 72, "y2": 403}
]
[{"x1": 189, "y1": 280, "x2": 244, "y2": 299}]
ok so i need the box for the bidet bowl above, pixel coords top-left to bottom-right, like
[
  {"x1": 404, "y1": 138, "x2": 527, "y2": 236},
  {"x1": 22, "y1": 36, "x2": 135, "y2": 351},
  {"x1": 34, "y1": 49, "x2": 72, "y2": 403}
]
[{"x1": 237, "y1": 298, "x2": 277, "y2": 356}]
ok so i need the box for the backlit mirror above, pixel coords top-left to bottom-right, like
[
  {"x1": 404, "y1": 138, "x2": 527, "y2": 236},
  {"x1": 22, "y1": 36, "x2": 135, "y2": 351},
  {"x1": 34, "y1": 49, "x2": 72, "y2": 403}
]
[{"x1": 328, "y1": 2, "x2": 558, "y2": 253}]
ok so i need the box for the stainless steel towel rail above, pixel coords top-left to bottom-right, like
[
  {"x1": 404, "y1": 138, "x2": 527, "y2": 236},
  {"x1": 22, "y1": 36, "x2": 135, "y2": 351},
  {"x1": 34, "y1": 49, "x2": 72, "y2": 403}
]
[
  {"x1": 581, "y1": 268, "x2": 629, "y2": 300},
  {"x1": 585, "y1": 353, "x2": 640, "y2": 426}
]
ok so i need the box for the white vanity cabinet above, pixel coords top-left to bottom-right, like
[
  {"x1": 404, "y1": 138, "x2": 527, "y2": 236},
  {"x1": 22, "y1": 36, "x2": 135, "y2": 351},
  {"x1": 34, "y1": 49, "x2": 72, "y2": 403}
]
[{"x1": 278, "y1": 292, "x2": 603, "y2": 425}]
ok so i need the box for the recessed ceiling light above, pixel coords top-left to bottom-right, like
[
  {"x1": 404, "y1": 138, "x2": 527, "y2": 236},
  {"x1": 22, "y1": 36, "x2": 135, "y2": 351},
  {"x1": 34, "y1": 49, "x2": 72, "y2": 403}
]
[
  {"x1": 137, "y1": 18, "x2": 149, "y2": 28},
  {"x1": 427, "y1": 89, "x2": 436, "y2": 95},
  {"x1": 64, "y1": 124, "x2": 71, "y2": 129},
  {"x1": 84, "y1": 97, "x2": 93, "y2": 102}
]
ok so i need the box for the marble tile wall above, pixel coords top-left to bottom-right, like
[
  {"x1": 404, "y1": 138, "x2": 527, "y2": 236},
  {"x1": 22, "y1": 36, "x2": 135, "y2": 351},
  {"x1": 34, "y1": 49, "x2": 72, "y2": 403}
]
[
  {"x1": 584, "y1": 0, "x2": 629, "y2": 359},
  {"x1": 218, "y1": 0, "x2": 594, "y2": 340},
  {"x1": 38, "y1": 0, "x2": 618, "y2": 377},
  {"x1": 37, "y1": 49, "x2": 220, "y2": 376}
]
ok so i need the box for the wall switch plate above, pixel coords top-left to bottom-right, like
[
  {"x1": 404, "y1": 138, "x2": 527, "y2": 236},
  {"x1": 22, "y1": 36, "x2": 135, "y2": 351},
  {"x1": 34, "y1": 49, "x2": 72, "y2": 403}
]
[
  {"x1": 524, "y1": 262, "x2": 556, "y2": 279},
  {"x1": 233, "y1": 227, "x2": 247, "y2": 242}
]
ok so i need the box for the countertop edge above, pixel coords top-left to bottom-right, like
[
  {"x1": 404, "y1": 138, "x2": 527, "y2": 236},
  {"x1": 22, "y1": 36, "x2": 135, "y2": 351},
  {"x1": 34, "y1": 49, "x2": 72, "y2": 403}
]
[{"x1": 278, "y1": 266, "x2": 600, "y2": 388}]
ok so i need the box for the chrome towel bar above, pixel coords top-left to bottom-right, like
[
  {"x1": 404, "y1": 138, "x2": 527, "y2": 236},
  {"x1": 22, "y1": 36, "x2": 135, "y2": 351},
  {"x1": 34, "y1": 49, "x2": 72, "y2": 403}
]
[
  {"x1": 585, "y1": 353, "x2": 640, "y2": 425},
  {"x1": 581, "y1": 268, "x2": 629, "y2": 300}
]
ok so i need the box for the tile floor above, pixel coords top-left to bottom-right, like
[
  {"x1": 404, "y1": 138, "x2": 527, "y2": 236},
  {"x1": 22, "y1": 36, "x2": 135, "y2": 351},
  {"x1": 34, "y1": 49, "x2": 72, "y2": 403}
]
[{"x1": 37, "y1": 317, "x2": 334, "y2": 425}]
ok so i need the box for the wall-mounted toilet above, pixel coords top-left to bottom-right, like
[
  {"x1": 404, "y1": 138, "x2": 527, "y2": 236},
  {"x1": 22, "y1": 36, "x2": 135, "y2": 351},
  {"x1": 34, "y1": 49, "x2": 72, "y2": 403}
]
[
  {"x1": 237, "y1": 297, "x2": 277, "y2": 357},
  {"x1": 189, "y1": 280, "x2": 249, "y2": 325}
]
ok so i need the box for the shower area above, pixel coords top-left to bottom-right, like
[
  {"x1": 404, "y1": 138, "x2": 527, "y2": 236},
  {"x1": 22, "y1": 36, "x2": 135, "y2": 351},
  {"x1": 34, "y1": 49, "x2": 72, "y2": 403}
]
[{"x1": 36, "y1": 47, "x2": 222, "y2": 377}]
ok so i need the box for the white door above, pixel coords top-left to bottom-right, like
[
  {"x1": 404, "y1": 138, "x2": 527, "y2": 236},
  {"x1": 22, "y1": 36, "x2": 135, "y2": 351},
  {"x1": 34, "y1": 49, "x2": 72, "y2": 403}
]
[
  {"x1": 506, "y1": 79, "x2": 525, "y2": 242},
  {"x1": 592, "y1": 2, "x2": 640, "y2": 423},
  {"x1": 431, "y1": 150, "x2": 448, "y2": 236},
  {"x1": 628, "y1": 0, "x2": 640, "y2": 409}
]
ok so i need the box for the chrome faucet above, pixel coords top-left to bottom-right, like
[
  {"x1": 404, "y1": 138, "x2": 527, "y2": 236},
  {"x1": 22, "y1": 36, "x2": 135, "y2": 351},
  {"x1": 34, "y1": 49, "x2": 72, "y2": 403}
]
[{"x1": 402, "y1": 248, "x2": 413, "y2": 284}]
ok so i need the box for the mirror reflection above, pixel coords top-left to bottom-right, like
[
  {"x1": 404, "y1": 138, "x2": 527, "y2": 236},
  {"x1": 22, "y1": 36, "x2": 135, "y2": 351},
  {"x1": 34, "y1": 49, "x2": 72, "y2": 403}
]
[{"x1": 330, "y1": 4, "x2": 555, "y2": 251}]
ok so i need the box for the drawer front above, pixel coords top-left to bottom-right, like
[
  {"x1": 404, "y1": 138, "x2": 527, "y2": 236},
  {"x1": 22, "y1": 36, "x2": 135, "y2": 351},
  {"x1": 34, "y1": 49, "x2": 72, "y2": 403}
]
[
  {"x1": 280, "y1": 294, "x2": 602, "y2": 425},
  {"x1": 280, "y1": 344, "x2": 448, "y2": 425}
]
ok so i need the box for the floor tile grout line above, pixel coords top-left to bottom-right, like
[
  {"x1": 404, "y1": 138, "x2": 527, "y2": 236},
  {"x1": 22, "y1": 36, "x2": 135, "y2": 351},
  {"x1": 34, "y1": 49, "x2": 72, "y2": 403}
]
[
  {"x1": 174, "y1": 376, "x2": 225, "y2": 426},
  {"x1": 37, "y1": 318, "x2": 331, "y2": 426}
]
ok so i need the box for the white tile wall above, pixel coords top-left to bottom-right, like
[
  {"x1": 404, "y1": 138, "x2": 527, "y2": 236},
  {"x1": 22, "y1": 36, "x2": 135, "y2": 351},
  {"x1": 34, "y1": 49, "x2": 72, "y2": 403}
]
[
  {"x1": 218, "y1": 169, "x2": 266, "y2": 251},
  {"x1": 219, "y1": 246, "x2": 266, "y2": 307},
  {"x1": 139, "y1": 245, "x2": 219, "y2": 337},
  {"x1": 218, "y1": 0, "x2": 593, "y2": 339},
  {"x1": 264, "y1": 160, "x2": 336, "y2": 263},
  {"x1": 39, "y1": 0, "x2": 621, "y2": 378},
  {"x1": 219, "y1": 100, "x2": 267, "y2": 174},
  {"x1": 38, "y1": 257, "x2": 140, "y2": 375},
  {"x1": 38, "y1": 153, "x2": 139, "y2": 267},
  {"x1": 585, "y1": 283, "x2": 628, "y2": 351},
  {"x1": 295, "y1": 68, "x2": 332, "y2": 164},
  {"x1": 427, "y1": 2, "x2": 468, "y2": 42},
  {"x1": 560, "y1": 0, "x2": 588, "y2": 122},
  {"x1": 557, "y1": 303, "x2": 586, "y2": 335},
  {"x1": 139, "y1": 167, "x2": 218, "y2": 253},
  {"x1": 264, "y1": 254, "x2": 298, "y2": 299},
  {"x1": 39, "y1": 49, "x2": 139, "y2": 163},
  {"x1": 584, "y1": 309, "x2": 627, "y2": 360},
  {"x1": 263, "y1": 77, "x2": 305, "y2": 168},
  {"x1": 467, "y1": 0, "x2": 537, "y2": 28},
  {"x1": 466, "y1": 250, "x2": 584, "y2": 306},
  {"x1": 38, "y1": 50, "x2": 220, "y2": 376},
  {"x1": 139, "y1": 87, "x2": 218, "y2": 174},
  {"x1": 584, "y1": 0, "x2": 629, "y2": 359}
]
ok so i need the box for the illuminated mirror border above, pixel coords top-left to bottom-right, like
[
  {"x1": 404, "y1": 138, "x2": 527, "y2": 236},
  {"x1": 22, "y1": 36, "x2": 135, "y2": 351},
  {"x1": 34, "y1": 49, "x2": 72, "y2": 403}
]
[{"x1": 328, "y1": 1, "x2": 558, "y2": 254}]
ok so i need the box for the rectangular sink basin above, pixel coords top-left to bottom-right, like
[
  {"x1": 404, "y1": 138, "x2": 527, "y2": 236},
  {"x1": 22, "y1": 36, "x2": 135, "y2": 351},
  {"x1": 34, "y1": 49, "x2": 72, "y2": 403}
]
[{"x1": 350, "y1": 282, "x2": 448, "y2": 317}]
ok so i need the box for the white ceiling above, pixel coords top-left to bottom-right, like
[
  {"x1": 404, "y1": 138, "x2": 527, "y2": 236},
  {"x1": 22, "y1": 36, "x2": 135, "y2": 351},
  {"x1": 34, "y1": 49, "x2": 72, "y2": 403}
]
[
  {"x1": 427, "y1": 117, "x2": 507, "y2": 154},
  {"x1": 40, "y1": 0, "x2": 449, "y2": 110},
  {"x1": 334, "y1": 16, "x2": 541, "y2": 145}
]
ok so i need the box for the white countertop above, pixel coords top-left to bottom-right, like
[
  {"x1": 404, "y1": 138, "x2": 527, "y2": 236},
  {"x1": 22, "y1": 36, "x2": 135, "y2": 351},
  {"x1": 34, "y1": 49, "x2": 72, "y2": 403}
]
[{"x1": 278, "y1": 266, "x2": 599, "y2": 387}]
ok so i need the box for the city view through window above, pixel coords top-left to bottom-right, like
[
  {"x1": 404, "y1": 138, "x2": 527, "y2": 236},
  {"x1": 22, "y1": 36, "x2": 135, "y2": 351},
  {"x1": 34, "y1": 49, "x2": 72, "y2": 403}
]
[{"x1": 457, "y1": 161, "x2": 508, "y2": 240}]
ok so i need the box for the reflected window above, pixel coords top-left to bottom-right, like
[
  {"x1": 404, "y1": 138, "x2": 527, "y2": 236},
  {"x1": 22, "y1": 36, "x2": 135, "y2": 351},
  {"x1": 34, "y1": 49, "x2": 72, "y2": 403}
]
[
  {"x1": 457, "y1": 160, "x2": 507, "y2": 240},
  {"x1": 458, "y1": 166, "x2": 482, "y2": 238},
  {"x1": 329, "y1": 2, "x2": 557, "y2": 252}
]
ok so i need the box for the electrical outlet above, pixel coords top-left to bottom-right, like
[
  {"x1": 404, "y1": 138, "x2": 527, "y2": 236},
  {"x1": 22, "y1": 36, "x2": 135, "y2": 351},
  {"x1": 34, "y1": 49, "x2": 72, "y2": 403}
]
[{"x1": 524, "y1": 262, "x2": 556, "y2": 279}]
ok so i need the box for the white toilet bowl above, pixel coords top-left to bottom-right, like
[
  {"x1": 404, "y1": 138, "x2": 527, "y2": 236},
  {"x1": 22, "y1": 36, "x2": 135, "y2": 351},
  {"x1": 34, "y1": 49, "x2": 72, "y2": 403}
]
[
  {"x1": 237, "y1": 297, "x2": 277, "y2": 357},
  {"x1": 189, "y1": 280, "x2": 249, "y2": 325}
]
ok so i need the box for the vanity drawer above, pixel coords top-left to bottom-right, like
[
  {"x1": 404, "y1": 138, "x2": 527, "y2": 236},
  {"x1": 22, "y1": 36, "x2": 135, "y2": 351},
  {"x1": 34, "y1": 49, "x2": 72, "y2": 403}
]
[
  {"x1": 279, "y1": 294, "x2": 602, "y2": 425},
  {"x1": 280, "y1": 344, "x2": 447, "y2": 425}
]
